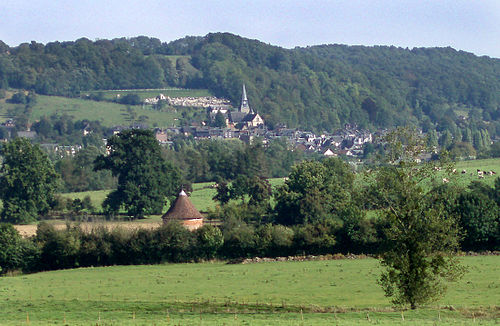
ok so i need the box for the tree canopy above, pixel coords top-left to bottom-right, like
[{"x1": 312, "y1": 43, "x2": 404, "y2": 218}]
[
  {"x1": 274, "y1": 158, "x2": 354, "y2": 225},
  {"x1": 94, "y1": 129, "x2": 181, "y2": 218},
  {"x1": 0, "y1": 138, "x2": 58, "y2": 223}
]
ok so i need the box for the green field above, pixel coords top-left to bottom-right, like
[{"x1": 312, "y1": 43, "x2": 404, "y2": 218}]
[
  {"x1": 454, "y1": 158, "x2": 500, "y2": 187},
  {"x1": 0, "y1": 90, "x2": 206, "y2": 127},
  {"x1": 84, "y1": 87, "x2": 212, "y2": 101},
  {"x1": 0, "y1": 256, "x2": 497, "y2": 325}
]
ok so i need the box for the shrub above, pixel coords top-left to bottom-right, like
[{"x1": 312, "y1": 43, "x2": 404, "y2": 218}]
[
  {"x1": 255, "y1": 224, "x2": 294, "y2": 257},
  {"x1": 154, "y1": 221, "x2": 196, "y2": 262},
  {"x1": 0, "y1": 223, "x2": 25, "y2": 274},
  {"x1": 293, "y1": 220, "x2": 339, "y2": 255},
  {"x1": 195, "y1": 225, "x2": 224, "y2": 260},
  {"x1": 221, "y1": 218, "x2": 257, "y2": 258}
]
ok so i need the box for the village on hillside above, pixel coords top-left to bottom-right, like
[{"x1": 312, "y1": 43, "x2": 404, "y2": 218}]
[
  {"x1": 0, "y1": 85, "x2": 380, "y2": 159},
  {"x1": 145, "y1": 84, "x2": 378, "y2": 158}
]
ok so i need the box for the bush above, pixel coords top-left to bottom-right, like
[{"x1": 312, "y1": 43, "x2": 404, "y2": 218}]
[
  {"x1": 154, "y1": 221, "x2": 196, "y2": 262},
  {"x1": 255, "y1": 224, "x2": 294, "y2": 257},
  {"x1": 0, "y1": 223, "x2": 25, "y2": 274},
  {"x1": 456, "y1": 192, "x2": 499, "y2": 251},
  {"x1": 8, "y1": 92, "x2": 27, "y2": 104},
  {"x1": 293, "y1": 220, "x2": 339, "y2": 255},
  {"x1": 118, "y1": 93, "x2": 141, "y2": 105},
  {"x1": 221, "y1": 218, "x2": 257, "y2": 259},
  {"x1": 37, "y1": 224, "x2": 82, "y2": 270},
  {"x1": 195, "y1": 225, "x2": 224, "y2": 260}
]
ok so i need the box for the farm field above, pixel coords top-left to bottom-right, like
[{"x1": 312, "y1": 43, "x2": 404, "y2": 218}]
[
  {"x1": 0, "y1": 256, "x2": 497, "y2": 325},
  {"x1": 85, "y1": 87, "x2": 212, "y2": 101},
  {"x1": 0, "y1": 93, "x2": 180, "y2": 128},
  {"x1": 454, "y1": 158, "x2": 500, "y2": 187}
]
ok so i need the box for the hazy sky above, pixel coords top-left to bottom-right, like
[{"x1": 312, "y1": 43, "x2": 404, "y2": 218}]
[{"x1": 1, "y1": 0, "x2": 499, "y2": 58}]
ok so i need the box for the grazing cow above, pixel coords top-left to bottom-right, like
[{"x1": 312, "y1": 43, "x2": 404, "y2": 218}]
[
  {"x1": 461, "y1": 169, "x2": 467, "y2": 174},
  {"x1": 478, "y1": 170, "x2": 484, "y2": 177},
  {"x1": 442, "y1": 178, "x2": 449, "y2": 183},
  {"x1": 479, "y1": 175, "x2": 484, "y2": 179},
  {"x1": 452, "y1": 168, "x2": 457, "y2": 173}
]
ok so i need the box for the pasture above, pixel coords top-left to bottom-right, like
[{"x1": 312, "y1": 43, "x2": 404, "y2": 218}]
[
  {"x1": 454, "y1": 158, "x2": 499, "y2": 187},
  {"x1": 0, "y1": 256, "x2": 497, "y2": 325},
  {"x1": 84, "y1": 87, "x2": 212, "y2": 101},
  {"x1": 0, "y1": 94, "x2": 181, "y2": 128}
]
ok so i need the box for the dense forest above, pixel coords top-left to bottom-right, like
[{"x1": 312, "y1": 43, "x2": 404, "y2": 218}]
[{"x1": 1, "y1": 33, "x2": 499, "y2": 135}]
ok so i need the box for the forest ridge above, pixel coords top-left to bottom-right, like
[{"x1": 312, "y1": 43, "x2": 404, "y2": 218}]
[{"x1": 0, "y1": 32, "x2": 499, "y2": 134}]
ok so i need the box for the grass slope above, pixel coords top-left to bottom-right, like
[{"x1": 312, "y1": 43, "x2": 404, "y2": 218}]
[
  {"x1": 85, "y1": 87, "x2": 212, "y2": 101},
  {"x1": 0, "y1": 256, "x2": 497, "y2": 325},
  {"x1": 0, "y1": 94, "x2": 180, "y2": 128}
]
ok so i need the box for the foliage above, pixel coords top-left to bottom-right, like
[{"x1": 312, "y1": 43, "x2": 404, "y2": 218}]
[
  {"x1": 292, "y1": 220, "x2": 339, "y2": 255},
  {"x1": 195, "y1": 224, "x2": 224, "y2": 259},
  {"x1": 0, "y1": 223, "x2": 24, "y2": 274},
  {"x1": 0, "y1": 138, "x2": 58, "y2": 223},
  {"x1": 455, "y1": 181, "x2": 499, "y2": 250},
  {"x1": 373, "y1": 128, "x2": 463, "y2": 309},
  {"x1": 94, "y1": 129, "x2": 181, "y2": 218},
  {"x1": 274, "y1": 158, "x2": 354, "y2": 225},
  {"x1": 213, "y1": 110, "x2": 226, "y2": 127}
]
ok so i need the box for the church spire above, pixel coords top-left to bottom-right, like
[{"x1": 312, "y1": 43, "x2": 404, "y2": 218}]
[{"x1": 240, "y1": 84, "x2": 251, "y2": 113}]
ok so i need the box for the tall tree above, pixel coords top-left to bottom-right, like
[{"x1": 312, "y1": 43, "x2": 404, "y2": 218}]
[
  {"x1": 0, "y1": 138, "x2": 58, "y2": 223},
  {"x1": 274, "y1": 158, "x2": 353, "y2": 225},
  {"x1": 373, "y1": 128, "x2": 463, "y2": 309},
  {"x1": 94, "y1": 129, "x2": 180, "y2": 218}
]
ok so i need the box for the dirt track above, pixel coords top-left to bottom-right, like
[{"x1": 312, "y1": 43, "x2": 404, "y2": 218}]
[{"x1": 14, "y1": 221, "x2": 162, "y2": 237}]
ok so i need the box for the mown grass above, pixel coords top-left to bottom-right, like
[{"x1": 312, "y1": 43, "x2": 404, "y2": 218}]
[{"x1": 0, "y1": 256, "x2": 497, "y2": 325}]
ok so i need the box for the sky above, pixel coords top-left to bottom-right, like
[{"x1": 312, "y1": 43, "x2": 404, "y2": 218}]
[{"x1": 1, "y1": 0, "x2": 499, "y2": 58}]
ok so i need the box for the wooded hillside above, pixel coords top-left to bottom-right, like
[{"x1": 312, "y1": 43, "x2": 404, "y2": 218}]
[{"x1": 1, "y1": 33, "x2": 499, "y2": 134}]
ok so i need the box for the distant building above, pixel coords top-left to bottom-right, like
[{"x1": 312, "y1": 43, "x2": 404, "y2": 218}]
[
  {"x1": 228, "y1": 84, "x2": 264, "y2": 129},
  {"x1": 154, "y1": 129, "x2": 169, "y2": 144}
]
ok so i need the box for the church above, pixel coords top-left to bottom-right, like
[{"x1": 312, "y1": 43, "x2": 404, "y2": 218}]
[
  {"x1": 229, "y1": 84, "x2": 265, "y2": 129},
  {"x1": 209, "y1": 85, "x2": 264, "y2": 129}
]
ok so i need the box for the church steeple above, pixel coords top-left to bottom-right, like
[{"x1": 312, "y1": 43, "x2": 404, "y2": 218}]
[{"x1": 239, "y1": 84, "x2": 251, "y2": 113}]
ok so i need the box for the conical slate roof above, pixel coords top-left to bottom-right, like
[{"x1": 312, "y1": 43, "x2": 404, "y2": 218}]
[{"x1": 162, "y1": 190, "x2": 203, "y2": 221}]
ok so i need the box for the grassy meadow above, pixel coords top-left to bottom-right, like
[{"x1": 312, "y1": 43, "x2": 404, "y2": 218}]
[
  {"x1": 0, "y1": 256, "x2": 498, "y2": 325},
  {"x1": 84, "y1": 87, "x2": 212, "y2": 101},
  {"x1": 0, "y1": 93, "x2": 181, "y2": 128},
  {"x1": 454, "y1": 158, "x2": 499, "y2": 187}
]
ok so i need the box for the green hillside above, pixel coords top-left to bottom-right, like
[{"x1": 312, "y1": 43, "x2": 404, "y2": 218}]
[{"x1": 0, "y1": 94, "x2": 181, "y2": 127}]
